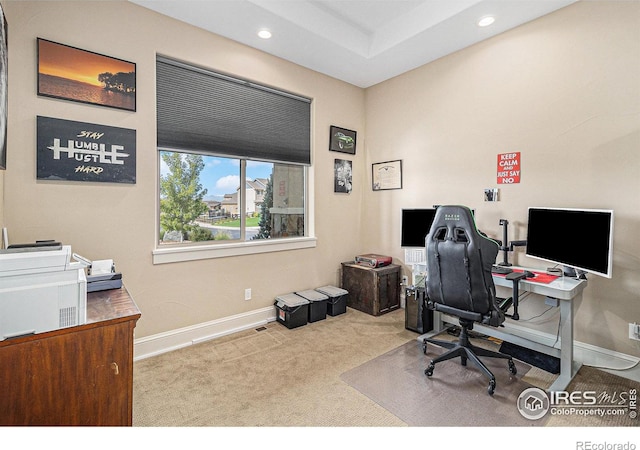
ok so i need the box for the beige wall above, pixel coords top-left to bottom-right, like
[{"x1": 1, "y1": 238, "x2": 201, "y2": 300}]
[
  {"x1": 364, "y1": 1, "x2": 640, "y2": 356},
  {"x1": 3, "y1": 1, "x2": 639, "y2": 359},
  {"x1": 3, "y1": 1, "x2": 366, "y2": 337}
]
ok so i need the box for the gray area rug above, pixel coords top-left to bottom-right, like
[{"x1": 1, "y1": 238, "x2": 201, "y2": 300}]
[{"x1": 341, "y1": 340, "x2": 546, "y2": 427}]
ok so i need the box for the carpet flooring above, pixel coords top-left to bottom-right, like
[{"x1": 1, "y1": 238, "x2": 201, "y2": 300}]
[
  {"x1": 133, "y1": 307, "x2": 638, "y2": 428},
  {"x1": 545, "y1": 365, "x2": 639, "y2": 427},
  {"x1": 133, "y1": 308, "x2": 417, "y2": 426}
]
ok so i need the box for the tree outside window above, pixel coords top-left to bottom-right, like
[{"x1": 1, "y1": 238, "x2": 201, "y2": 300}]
[{"x1": 159, "y1": 151, "x2": 304, "y2": 245}]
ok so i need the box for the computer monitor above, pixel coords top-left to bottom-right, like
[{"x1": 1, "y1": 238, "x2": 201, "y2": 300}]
[
  {"x1": 525, "y1": 207, "x2": 614, "y2": 278},
  {"x1": 401, "y1": 208, "x2": 437, "y2": 248}
]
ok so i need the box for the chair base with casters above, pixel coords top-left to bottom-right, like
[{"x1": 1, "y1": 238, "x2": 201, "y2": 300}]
[{"x1": 422, "y1": 318, "x2": 517, "y2": 396}]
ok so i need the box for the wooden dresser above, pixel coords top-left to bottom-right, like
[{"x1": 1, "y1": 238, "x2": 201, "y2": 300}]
[
  {"x1": 341, "y1": 262, "x2": 401, "y2": 316},
  {"x1": 0, "y1": 287, "x2": 141, "y2": 426}
]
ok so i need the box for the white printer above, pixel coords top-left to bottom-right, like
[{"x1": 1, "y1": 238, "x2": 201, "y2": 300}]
[{"x1": 0, "y1": 245, "x2": 87, "y2": 341}]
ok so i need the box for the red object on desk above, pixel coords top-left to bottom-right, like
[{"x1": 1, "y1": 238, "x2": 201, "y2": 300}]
[{"x1": 494, "y1": 268, "x2": 559, "y2": 284}]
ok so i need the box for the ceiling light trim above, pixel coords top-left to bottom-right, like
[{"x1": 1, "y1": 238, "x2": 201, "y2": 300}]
[
  {"x1": 369, "y1": 0, "x2": 482, "y2": 57},
  {"x1": 248, "y1": 0, "x2": 371, "y2": 56}
]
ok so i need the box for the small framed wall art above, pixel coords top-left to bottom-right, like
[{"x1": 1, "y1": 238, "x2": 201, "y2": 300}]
[
  {"x1": 372, "y1": 159, "x2": 402, "y2": 191},
  {"x1": 329, "y1": 125, "x2": 356, "y2": 155},
  {"x1": 334, "y1": 159, "x2": 353, "y2": 193},
  {"x1": 37, "y1": 38, "x2": 136, "y2": 111}
]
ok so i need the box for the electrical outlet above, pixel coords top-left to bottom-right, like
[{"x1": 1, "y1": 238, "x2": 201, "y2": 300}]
[
  {"x1": 244, "y1": 288, "x2": 252, "y2": 301},
  {"x1": 402, "y1": 275, "x2": 409, "y2": 286},
  {"x1": 629, "y1": 323, "x2": 640, "y2": 341}
]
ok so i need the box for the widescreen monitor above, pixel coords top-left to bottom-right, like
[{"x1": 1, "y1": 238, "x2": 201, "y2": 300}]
[
  {"x1": 401, "y1": 208, "x2": 437, "y2": 248},
  {"x1": 525, "y1": 207, "x2": 614, "y2": 278}
]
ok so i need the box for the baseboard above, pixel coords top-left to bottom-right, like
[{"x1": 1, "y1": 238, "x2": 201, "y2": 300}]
[
  {"x1": 133, "y1": 306, "x2": 277, "y2": 361},
  {"x1": 574, "y1": 340, "x2": 640, "y2": 383}
]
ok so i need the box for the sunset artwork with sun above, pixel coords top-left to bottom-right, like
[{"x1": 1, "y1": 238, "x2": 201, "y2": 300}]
[{"x1": 37, "y1": 39, "x2": 136, "y2": 111}]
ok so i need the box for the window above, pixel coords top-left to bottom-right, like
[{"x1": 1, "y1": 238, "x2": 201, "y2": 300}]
[
  {"x1": 159, "y1": 152, "x2": 305, "y2": 244},
  {"x1": 153, "y1": 57, "x2": 313, "y2": 264}
]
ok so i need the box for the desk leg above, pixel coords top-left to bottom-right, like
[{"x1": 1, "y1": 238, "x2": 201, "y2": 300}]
[
  {"x1": 432, "y1": 310, "x2": 445, "y2": 334},
  {"x1": 548, "y1": 294, "x2": 582, "y2": 392}
]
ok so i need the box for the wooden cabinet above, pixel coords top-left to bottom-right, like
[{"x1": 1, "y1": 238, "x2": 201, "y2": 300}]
[
  {"x1": 341, "y1": 262, "x2": 401, "y2": 316},
  {"x1": 0, "y1": 287, "x2": 140, "y2": 426}
]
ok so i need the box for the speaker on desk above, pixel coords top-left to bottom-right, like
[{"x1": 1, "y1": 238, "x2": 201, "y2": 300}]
[{"x1": 405, "y1": 287, "x2": 433, "y2": 333}]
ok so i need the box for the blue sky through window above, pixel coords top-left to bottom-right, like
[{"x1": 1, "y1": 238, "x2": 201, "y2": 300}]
[{"x1": 160, "y1": 153, "x2": 274, "y2": 202}]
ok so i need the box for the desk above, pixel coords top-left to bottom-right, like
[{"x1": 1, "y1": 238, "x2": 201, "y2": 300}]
[
  {"x1": 0, "y1": 287, "x2": 140, "y2": 425},
  {"x1": 422, "y1": 270, "x2": 587, "y2": 392}
]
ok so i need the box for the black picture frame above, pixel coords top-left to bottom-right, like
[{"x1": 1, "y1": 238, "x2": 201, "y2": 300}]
[
  {"x1": 329, "y1": 125, "x2": 356, "y2": 155},
  {"x1": 37, "y1": 38, "x2": 136, "y2": 112},
  {"x1": 372, "y1": 159, "x2": 403, "y2": 191},
  {"x1": 37, "y1": 116, "x2": 137, "y2": 184},
  {"x1": 0, "y1": 4, "x2": 7, "y2": 170},
  {"x1": 334, "y1": 159, "x2": 353, "y2": 194}
]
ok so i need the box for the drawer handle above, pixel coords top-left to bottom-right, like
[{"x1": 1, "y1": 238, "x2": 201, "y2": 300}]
[{"x1": 111, "y1": 362, "x2": 119, "y2": 375}]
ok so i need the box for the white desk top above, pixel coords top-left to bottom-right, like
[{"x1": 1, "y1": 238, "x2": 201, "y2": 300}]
[{"x1": 492, "y1": 267, "x2": 587, "y2": 300}]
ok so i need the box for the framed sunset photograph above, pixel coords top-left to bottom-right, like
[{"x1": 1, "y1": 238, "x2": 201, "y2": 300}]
[{"x1": 37, "y1": 38, "x2": 136, "y2": 111}]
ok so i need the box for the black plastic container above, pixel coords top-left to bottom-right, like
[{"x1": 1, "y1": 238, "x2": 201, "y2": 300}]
[
  {"x1": 274, "y1": 293, "x2": 309, "y2": 329},
  {"x1": 315, "y1": 286, "x2": 348, "y2": 316},
  {"x1": 295, "y1": 289, "x2": 329, "y2": 323}
]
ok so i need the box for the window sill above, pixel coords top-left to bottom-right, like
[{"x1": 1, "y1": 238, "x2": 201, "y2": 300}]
[{"x1": 152, "y1": 236, "x2": 317, "y2": 264}]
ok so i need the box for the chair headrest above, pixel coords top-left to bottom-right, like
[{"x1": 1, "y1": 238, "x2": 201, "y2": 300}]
[
  {"x1": 429, "y1": 205, "x2": 478, "y2": 242},
  {"x1": 435, "y1": 205, "x2": 475, "y2": 227}
]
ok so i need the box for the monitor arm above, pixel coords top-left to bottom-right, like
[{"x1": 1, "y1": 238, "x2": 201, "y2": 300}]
[
  {"x1": 498, "y1": 219, "x2": 511, "y2": 266},
  {"x1": 497, "y1": 219, "x2": 527, "y2": 267}
]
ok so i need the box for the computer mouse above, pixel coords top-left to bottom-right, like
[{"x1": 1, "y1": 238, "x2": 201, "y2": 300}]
[{"x1": 524, "y1": 270, "x2": 536, "y2": 278}]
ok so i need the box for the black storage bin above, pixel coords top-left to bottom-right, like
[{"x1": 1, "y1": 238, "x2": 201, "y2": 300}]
[
  {"x1": 315, "y1": 286, "x2": 348, "y2": 316},
  {"x1": 274, "y1": 293, "x2": 309, "y2": 329},
  {"x1": 296, "y1": 289, "x2": 329, "y2": 323}
]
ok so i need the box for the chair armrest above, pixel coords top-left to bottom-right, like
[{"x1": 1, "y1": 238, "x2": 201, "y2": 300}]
[
  {"x1": 504, "y1": 272, "x2": 526, "y2": 320},
  {"x1": 505, "y1": 272, "x2": 527, "y2": 282}
]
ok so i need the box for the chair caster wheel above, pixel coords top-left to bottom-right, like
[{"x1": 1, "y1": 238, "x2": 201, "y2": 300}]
[
  {"x1": 422, "y1": 340, "x2": 427, "y2": 354},
  {"x1": 425, "y1": 362, "x2": 435, "y2": 377},
  {"x1": 488, "y1": 379, "x2": 496, "y2": 396},
  {"x1": 508, "y1": 360, "x2": 517, "y2": 375}
]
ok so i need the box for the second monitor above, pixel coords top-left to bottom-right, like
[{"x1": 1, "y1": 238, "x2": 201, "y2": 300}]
[{"x1": 401, "y1": 208, "x2": 438, "y2": 248}]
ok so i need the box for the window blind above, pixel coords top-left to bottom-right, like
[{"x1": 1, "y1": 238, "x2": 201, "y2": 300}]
[{"x1": 156, "y1": 57, "x2": 311, "y2": 165}]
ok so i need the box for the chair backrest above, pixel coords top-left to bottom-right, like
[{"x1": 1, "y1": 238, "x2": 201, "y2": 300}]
[{"x1": 425, "y1": 205, "x2": 499, "y2": 316}]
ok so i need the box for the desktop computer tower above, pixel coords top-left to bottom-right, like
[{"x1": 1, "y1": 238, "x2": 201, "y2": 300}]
[{"x1": 405, "y1": 287, "x2": 433, "y2": 334}]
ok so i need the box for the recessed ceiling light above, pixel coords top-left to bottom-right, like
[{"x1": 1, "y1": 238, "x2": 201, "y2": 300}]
[
  {"x1": 477, "y1": 16, "x2": 495, "y2": 27},
  {"x1": 258, "y1": 29, "x2": 272, "y2": 39}
]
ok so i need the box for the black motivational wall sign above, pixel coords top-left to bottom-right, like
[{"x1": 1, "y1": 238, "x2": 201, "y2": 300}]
[{"x1": 37, "y1": 116, "x2": 136, "y2": 184}]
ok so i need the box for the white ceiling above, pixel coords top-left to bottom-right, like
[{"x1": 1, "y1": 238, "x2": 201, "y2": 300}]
[{"x1": 130, "y1": 0, "x2": 577, "y2": 88}]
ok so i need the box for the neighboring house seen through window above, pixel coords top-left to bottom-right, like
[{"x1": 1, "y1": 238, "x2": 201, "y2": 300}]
[{"x1": 159, "y1": 152, "x2": 305, "y2": 244}]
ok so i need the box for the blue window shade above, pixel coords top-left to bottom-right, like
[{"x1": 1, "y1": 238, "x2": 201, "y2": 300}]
[{"x1": 156, "y1": 57, "x2": 311, "y2": 165}]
